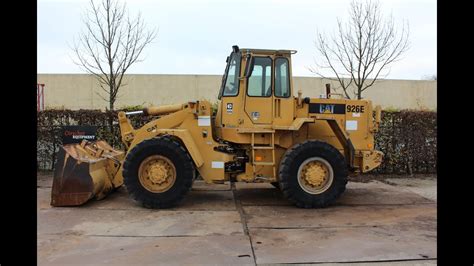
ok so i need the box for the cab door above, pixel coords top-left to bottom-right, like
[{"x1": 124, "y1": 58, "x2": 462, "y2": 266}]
[
  {"x1": 244, "y1": 57, "x2": 273, "y2": 124},
  {"x1": 273, "y1": 57, "x2": 294, "y2": 127}
]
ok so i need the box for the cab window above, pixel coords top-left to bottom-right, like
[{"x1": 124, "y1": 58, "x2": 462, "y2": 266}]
[
  {"x1": 222, "y1": 53, "x2": 241, "y2": 96},
  {"x1": 275, "y1": 57, "x2": 290, "y2": 97},
  {"x1": 247, "y1": 57, "x2": 272, "y2": 97}
]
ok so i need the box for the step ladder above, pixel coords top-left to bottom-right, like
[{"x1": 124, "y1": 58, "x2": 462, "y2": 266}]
[{"x1": 250, "y1": 130, "x2": 276, "y2": 180}]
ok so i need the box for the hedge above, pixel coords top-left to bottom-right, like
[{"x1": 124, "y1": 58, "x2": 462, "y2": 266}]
[
  {"x1": 373, "y1": 111, "x2": 436, "y2": 174},
  {"x1": 37, "y1": 109, "x2": 436, "y2": 174}
]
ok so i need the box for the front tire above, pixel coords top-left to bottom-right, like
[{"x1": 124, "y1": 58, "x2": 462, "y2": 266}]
[
  {"x1": 279, "y1": 140, "x2": 348, "y2": 208},
  {"x1": 122, "y1": 136, "x2": 195, "y2": 209}
]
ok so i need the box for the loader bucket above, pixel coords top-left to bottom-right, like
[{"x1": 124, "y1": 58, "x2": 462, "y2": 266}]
[{"x1": 51, "y1": 140, "x2": 125, "y2": 207}]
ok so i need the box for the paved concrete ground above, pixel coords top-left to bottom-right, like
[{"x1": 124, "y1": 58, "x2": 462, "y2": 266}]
[
  {"x1": 37, "y1": 173, "x2": 437, "y2": 265},
  {"x1": 383, "y1": 177, "x2": 437, "y2": 202}
]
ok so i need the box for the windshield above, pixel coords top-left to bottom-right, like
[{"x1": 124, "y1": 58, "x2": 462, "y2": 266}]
[{"x1": 219, "y1": 52, "x2": 241, "y2": 98}]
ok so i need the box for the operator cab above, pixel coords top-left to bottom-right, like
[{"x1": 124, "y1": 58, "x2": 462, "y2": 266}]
[{"x1": 215, "y1": 45, "x2": 297, "y2": 138}]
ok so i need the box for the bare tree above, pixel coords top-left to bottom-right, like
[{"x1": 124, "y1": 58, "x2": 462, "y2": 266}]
[
  {"x1": 311, "y1": 0, "x2": 409, "y2": 99},
  {"x1": 72, "y1": 0, "x2": 157, "y2": 110}
]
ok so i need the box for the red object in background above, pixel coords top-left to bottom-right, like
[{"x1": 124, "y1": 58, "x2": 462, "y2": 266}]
[{"x1": 37, "y1": 83, "x2": 45, "y2": 111}]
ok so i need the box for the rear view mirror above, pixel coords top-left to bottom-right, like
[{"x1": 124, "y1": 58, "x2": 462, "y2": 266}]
[{"x1": 243, "y1": 55, "x2": 254, "y2": 78}]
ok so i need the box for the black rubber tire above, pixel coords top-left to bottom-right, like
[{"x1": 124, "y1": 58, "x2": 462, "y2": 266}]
[
  {"x1": 279, "y1": 140, "x2": 348, "y2": 208},
  {"x1": 122, "y1": 136, "x2": 195, "y2": 209},
  {"x1": 270, "y1": 182, "x2": 280, "y2": 189}
]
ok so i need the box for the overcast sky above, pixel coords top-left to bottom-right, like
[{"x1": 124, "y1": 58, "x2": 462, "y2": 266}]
[{"x1": 38, "y1": 0, "x2": 436, "y2": 80}]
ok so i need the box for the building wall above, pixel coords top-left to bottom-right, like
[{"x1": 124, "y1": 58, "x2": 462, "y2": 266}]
[{"x1": 37, "y1": 74, "x2": 437, "y2": 110}]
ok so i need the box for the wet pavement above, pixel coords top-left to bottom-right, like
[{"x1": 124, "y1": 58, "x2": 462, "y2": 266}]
[{"x1": 37, "y1": 173, "x2": 437, "y2": 265}]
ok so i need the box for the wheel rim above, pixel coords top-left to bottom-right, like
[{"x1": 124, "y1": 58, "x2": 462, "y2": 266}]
[
  {"x1": 138, "y1": 155, "x2": 176, "y2": 193},
  {"x1": 297, "y1": 157, "x2": 334, "y2": 195}
]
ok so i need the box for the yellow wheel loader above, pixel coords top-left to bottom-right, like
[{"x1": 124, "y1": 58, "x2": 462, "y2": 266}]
[{"x1": 51, "y1": 45, "x2": 383, "y2": 209}]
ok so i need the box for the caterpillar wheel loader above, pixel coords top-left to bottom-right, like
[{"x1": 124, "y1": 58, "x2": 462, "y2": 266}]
[{"x1": 51, "y1": 45, "x2": 383, "y2": 209}]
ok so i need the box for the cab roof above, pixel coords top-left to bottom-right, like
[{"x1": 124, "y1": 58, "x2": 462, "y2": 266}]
[
  {"x1": 240, "y1": 48, "x2": 297, "y2": 55},
  {"x1": 232, "y1": 45, "x2": 297, "y2": 55}
]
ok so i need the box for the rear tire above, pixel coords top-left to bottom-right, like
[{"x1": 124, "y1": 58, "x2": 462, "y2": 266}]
[
  {"x1": 279, "y1": 140, "x2": 348, "y2": 208},
  {"x1": 270, "y1": 182, "x2": 280, "y2": 189},
  {"x1": 122, "y1": 136, "x2": 195, "y2": 209}
]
